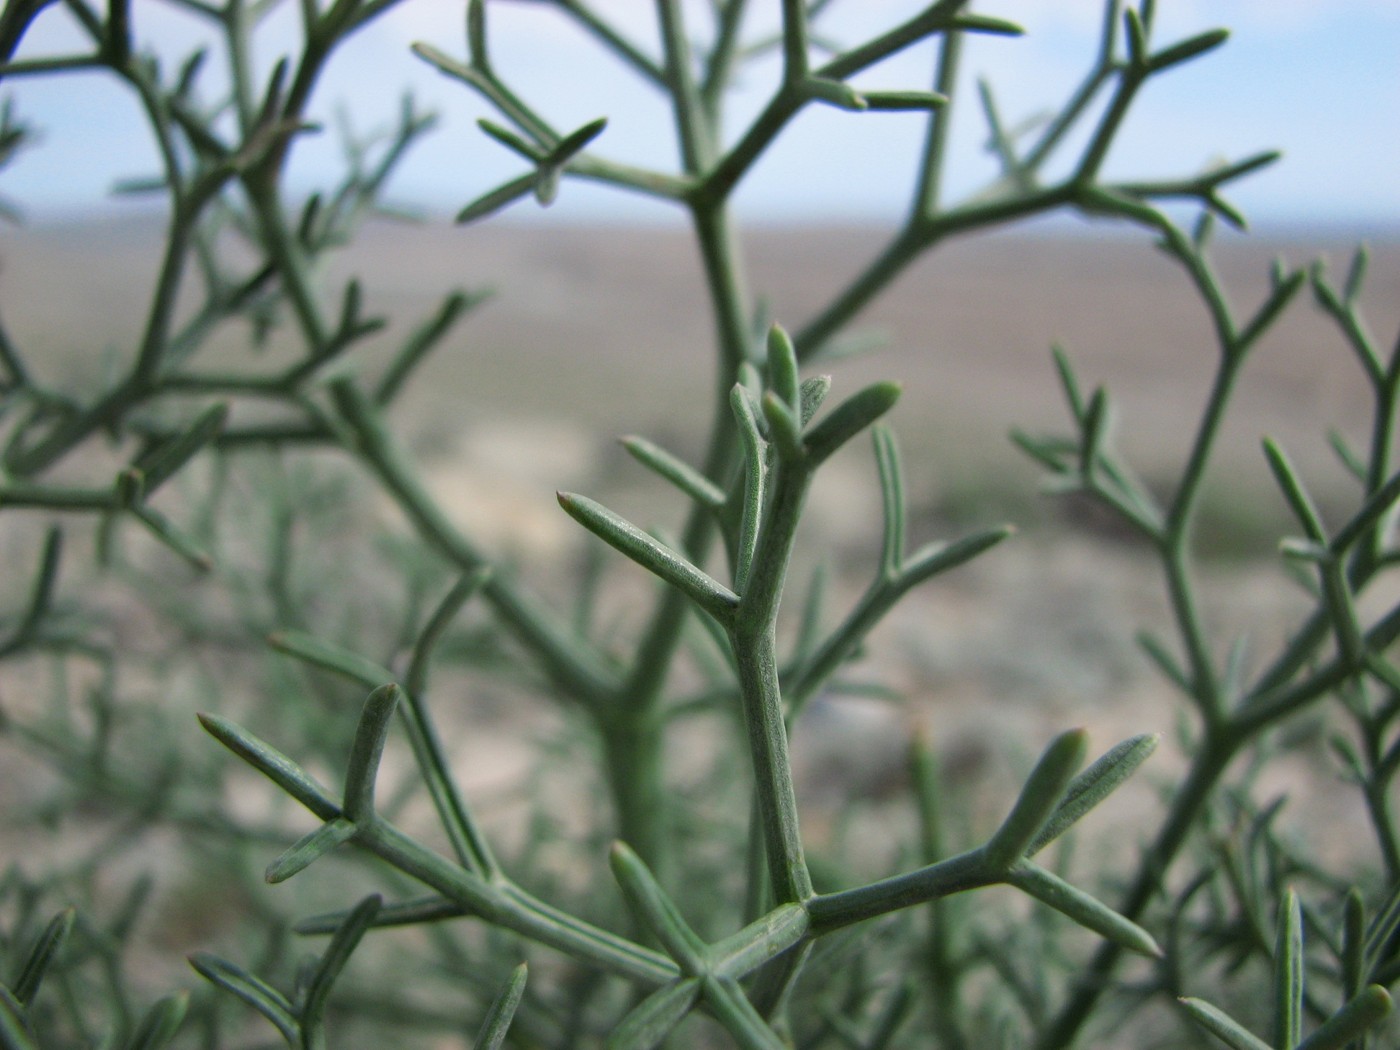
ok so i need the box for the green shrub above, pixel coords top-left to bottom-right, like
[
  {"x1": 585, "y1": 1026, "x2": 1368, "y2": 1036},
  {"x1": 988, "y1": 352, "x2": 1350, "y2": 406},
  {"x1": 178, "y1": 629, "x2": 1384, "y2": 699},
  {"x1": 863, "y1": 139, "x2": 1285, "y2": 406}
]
[{"x1": 1, "y1": 3, "x2": 1397, "y2": 1048}]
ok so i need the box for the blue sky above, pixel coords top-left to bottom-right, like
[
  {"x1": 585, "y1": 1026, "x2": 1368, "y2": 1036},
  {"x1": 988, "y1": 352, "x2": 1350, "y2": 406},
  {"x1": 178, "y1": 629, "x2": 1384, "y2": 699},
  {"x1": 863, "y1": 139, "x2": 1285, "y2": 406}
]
[{"x1": 3, "y1": 1, "x2": 1397, "y2": 231}]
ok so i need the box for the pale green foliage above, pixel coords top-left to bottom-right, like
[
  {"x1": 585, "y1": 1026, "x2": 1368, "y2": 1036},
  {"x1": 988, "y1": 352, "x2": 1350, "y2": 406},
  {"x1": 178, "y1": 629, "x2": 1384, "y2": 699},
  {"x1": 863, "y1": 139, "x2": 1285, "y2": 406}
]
[{"x1": 0, "y1": 2, "x2": 1397, "y2": 1049}]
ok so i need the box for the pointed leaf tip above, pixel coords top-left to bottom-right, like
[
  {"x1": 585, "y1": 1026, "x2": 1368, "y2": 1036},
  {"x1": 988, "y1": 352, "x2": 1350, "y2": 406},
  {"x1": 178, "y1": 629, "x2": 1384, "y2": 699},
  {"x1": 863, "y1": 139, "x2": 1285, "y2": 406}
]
[
  {"x1": 473, "y1": 962, "x2": 528, "y2": 1050},
  {"x1": 804, "y1": 380, "x2": 901, "y2": 466},
  {"x1": 985, "y1": 728, "x2": 1089, "y2": 869},
  {"x1": 1028, "y1": 732, "x2": 1159, "y2": 856},
  {"x1": 343, "y1": 684, "x2": 402, "y2": 821},
  {"x1": 558, "y1": 492, "x2": 738, "y2": 621}
]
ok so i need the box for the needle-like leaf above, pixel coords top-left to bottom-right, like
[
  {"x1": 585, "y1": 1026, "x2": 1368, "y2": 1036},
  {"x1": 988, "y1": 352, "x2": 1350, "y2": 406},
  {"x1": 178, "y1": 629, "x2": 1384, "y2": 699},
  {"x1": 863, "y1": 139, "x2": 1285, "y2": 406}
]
[
  {"x1": 1296, "y1": 986, "x2": 1393, "y2": 1050},
  {"x1": 197, "y1": 713, "x2": 340, "y2": 820},
  {"x1": 1275, "y1": 889, "x2": 1303, "y2": 1048},
  {"x1": 1028, "y1": 734, "x2": 1159, "y2": 855},
  {"x1": 473, "y1": 963, "x2": 528, "y2": 1050},
  {"x1": 985, "y1": 730, "x2": 1088, "y2": 869},
  {"x1": 804, "y1": 381, "x2": 901, "y2": 466},
  {"x1": 126, "y1": 992, "x2": 189, "y2": 1050},
  {"x1": 264, "y1": 817, "x2": 356, "y2": 883},
  {"x1": 621, "y1": 436, "x2": 725, "y2": 509},
  {"x1": 12, "y1": 908, "x2": 74, "y2": 1005},
  {"x1": 1007, "y1": 862, "x2": 1161, "y2": 958},
  {"x1": 1178, "y1": 997, "x2": 1274, "y2": 1050},
  {"x1": 343, "y1": 684, "x2": 401, "y2": 822},
  {"x1": 558, "y1": 492, "x2": 739, "y2": 621},
  {"x1": 267, "y1": 631, "x2": 394, "y2": 690},
  {"x1": 606, "y1": 978, "x2": 702, "y2": 1050},
  {"x1": 189, "y1": 954, "x2": 298, "y2": 1043},
  {"x1": 302, "y1": 895, "x2": 383, "y2": 1041}
]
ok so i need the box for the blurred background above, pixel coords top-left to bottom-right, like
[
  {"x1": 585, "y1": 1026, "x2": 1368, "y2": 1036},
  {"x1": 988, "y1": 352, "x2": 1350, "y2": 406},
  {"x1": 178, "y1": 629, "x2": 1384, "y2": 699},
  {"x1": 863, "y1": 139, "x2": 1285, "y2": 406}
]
[{"x1": 3, "y1": 8, "x2": 1400, "y2": 1042}]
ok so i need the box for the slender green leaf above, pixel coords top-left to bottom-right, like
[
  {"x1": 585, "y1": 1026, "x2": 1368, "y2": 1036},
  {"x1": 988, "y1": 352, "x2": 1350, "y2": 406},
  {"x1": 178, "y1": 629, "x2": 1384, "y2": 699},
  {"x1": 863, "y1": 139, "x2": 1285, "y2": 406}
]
[
  {"x1": 711, "y1": 903, "x2": 809, "y2": 978},
  {"x1": 1330, "y1": 734, "x2": 1365, "y2": 785},
  {"x1": 1206, "y1": 150, "x2": 1281, "y2": 188},
  {"x1": 546, "y1": 116, "x2": 607, "y2": 165},
  {"x1": 1263, "y1": 439, "x2": 1327, "y2": 542},
  {"x1": 1178, "y1": 997, "x2": 1273, "y2": 1050},
  {"x1": 899, "y1": 526, "x2": 1014, "y2": 590},
  {"x1": 1011, "y1": 429, "x2": 1074, "y2": 475},
  {"x1": 412, "y1": 41, "x2": 478, "y2": 84},
  {"x1": 376, "y1": 289, "x2": 487, "y2": 405},
  {"x1": 730, "y1": 384, "x2": 767, "y2": 595},
  {"x1": 1275, "y1": 888, "x2": 1303, "y2": 1048},
  {"x1": 861, "y1": 90, "x2": 948, "y2": 111},
  {"x1": 610, "y1": 842, "x2": 707, "y2": 973},
  {"x1": 1051, "y1": 344, "x2": 1086, "y2": 422},
  {"x1": 1237, "y1": 265, "x2": 1306, "y2": 352},
  {"x1": 343, "y1": 684, "x2": 401, "y2": 822},
  {"x1": 804, "y1": 381, "x2": 900, "y2": 466},
  {"x1": 766, "y1": 324, "x2": 799, "y2": 411},
  {"x1": 1146, "y1": 27, "x2": 1229, "y2": 73},
  {"x1": 1328, "y1": 430, "x2": 1367, "y2": 482},
  {"x1": 12, "y1": 908, "x2": 74, "y2": 1005},
  {"x1": 621, "y1": 436, "x2": 725, "y2": 508},
  {"x1": 948, "y1": 12, "x2": 1024, "y2": 35},
  {"x1": 1296, "y1": 986, "x2": 1393, "y2": 1050},
  {"x1": 197, "y1": 713, "x2": 341, "y2": 820},
  {"x1": 407, "y1": 568, "x2": 492, "y2": 694},
  {"x1": 264, "y1": 817, "x2": 356, "y2": 884},
  {"x1": 1123, "y1": 7, "x2": 1149, "y2": 69},
  {"x1": 302, "y1": 895, "x2": 383, "y2": 1041},
  {"x1": 985, "y1": 730, "x2": 1088, "y2": 869},
  {"x1": 125, "y1": 992, "x2": 189, "y2": 1050},
  {"x1": 1193, "y1": 209, "x2": 1216, "y2": 249},
  {"x1": 129, "y1": 501, "x2": 213, "y2": 571},
  {"x1": 1028, "y1": 734, "x2": 1159, "y2": 855},
  {"x1": 295, "y1": 895, "x2": 465, "y2": 935},
  {"x1": 703, "y1": 976, "x2": 789, "y2": 1050},
  {"x1": 802, "y1": 76, "x2": 867, "y2": 111},
  {"x1": 134, "y1": 403, "x2": 227, "y2": 494},
  {"x1": 799, "y1": 375, "x2": 831, "y2": 424},
  {"x1": 189, "y1": 954, "x2": 298, "y2": 1043},
  {"x1": 1137, "y1": 631, "x2": 1192, "y2": 692},
  {"x1": 473, "y1": 963, "x2": 527, "y2": 1050},
  {"x1": 1331, "y1": 467, "x2": 1400, "y2": 555},
  {"x1": 1364, "y1": 880, "x2": 1400, "y2": 973},
  {"x1": 5, "y1": 526, "x2": 60, "y2": 649},
  {"x1": 1280, "y1": 538, "x2": 1330, "y2": 565},
  {"x1": 1007, "y1": 862, "x2": 1161, "y2": 957},
  {"x1": 267, "y1": 631, "x2": 394, "y2": 690},
  {"x1": 872, "y1": 425, "x2": 905, "y2": 577},
  {"x1": 1079, "y1": 387, "x2": 1108, "y2": 478},
  {"x1": 466, "y1": 0, "x2": 487, "y2": 67},
  {"x1": 456, "y1": 173, "x2": 534, "y2": 224},
  {"x1": 606, "y1": 978, "x2": 702, "y2": 1050},
  {"x1": 762, "y1": 392, "x2": 803, "y2": 464},
  {"x1": 477, "y1": 118, "x2": 542, "y2": 161},
  {"x1": 1343, "y1": 888, "x2": 1365, "y2": 999},
  {"x1": 557, "y1": 492, "x2": 738, "y2": 621},
  {"x1": 1344, "y1": 244, "x2": 1370, "y2": 304}
]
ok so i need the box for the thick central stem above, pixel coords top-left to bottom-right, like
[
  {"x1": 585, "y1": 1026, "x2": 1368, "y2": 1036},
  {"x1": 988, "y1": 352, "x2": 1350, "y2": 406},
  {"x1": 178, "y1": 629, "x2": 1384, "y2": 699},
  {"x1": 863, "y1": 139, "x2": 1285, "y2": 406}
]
[
  {"x1": 731, "y1": 626, "x2": 812, "y2": 906},
  {"x1": 729, "y1": 462, "x2": 815, "y2": 906},
  {"x1": 600, "y1": 199, "x2": 753, "y2": 869}
]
